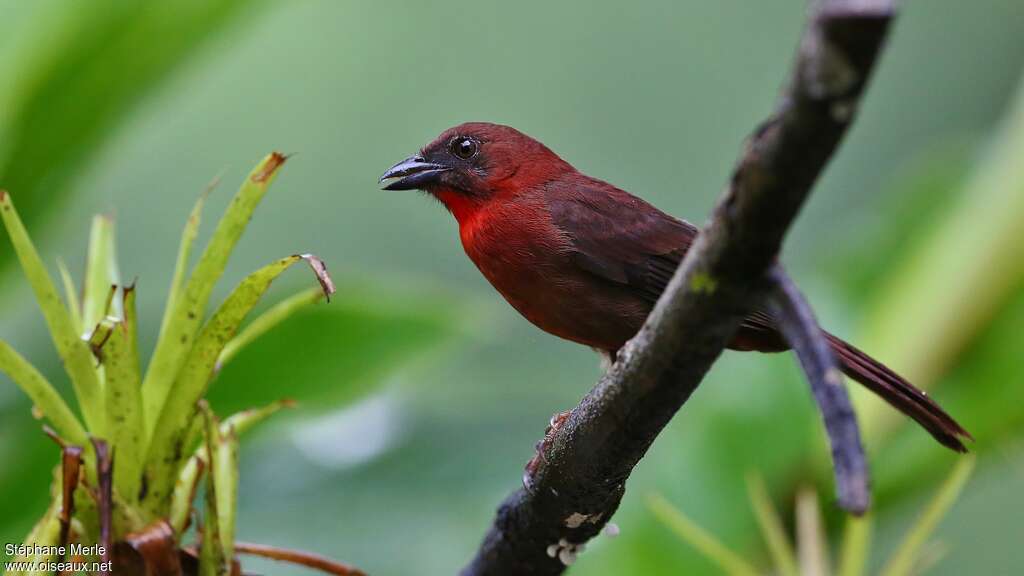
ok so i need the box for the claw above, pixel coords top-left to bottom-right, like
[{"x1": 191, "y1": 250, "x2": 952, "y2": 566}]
[{"x1": 523, "y1": 410, "x2": 573, "y2": 489}]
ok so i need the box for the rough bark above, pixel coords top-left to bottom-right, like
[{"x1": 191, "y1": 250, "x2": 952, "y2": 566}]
[{"x1": 462, "y1": 1, "x2": 896, "y2": 574}]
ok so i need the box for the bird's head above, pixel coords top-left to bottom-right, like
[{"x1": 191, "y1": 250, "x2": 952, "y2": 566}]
[{"x1": 379, "y1": 122, "x2": 572, "y2": 219}]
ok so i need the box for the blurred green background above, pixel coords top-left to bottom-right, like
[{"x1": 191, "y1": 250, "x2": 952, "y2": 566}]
[{"x1": 2, "y1": 1, "x2": 1023, "y2": 574}]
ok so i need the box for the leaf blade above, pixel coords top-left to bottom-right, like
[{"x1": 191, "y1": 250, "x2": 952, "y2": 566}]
[
  {"x1": 82, "y1": 214, "x2": 120, "y2": 331},
  {"x1": 0, "y1": 191, "x2": 104, "y2": 433},
  {"x1": 159, "y1": 179, "x2": 215, "y2": 340},
  {"x1": 879, "y1": 456, "x2": 975, "y2": 576},
  {"x1": 647, "y1": 493, "x2": 760, "y2": 576},
  {"x1": 0, "y1": 340, "x2": 89, "y2": 448},
  {"x1": 142, "y1": 153, "x2": 287, "y2": 437},
  {"x1": 56, "y1": 257, "x2": 82, "y2": 336},
  {"x1": 101, "y1": 286, "x2": 145, "y2": 504},
  {"x1": 169, "y1": 399, "x2": 292, "y2": 534},
  {"x1": 198, "y1": 405, "x2": 226, "y2": 576},
  {"x1": 746, "y1": 472, "x2": 798, "y2": 576},
  {"x1": 142, "y1": 254, "x2": 330, "y2": 515},
  {"x1": 216, "y1": 286, "x2": 324, "y2": 371},
  {"x1": 214, "y1": 423, "x2": 239, "y2": 564},
  {"x1": 837, "y1": 514, "x2": 872, "y2": 576}
]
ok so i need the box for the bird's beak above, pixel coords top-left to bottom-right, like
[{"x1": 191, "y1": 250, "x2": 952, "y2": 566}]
[{"x1": 379, "y1": 155, "x2": 451, "y2": 191}]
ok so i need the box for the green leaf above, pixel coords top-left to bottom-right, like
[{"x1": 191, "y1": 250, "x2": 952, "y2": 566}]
[
  {"x1": 745, "y1": 472, "x2": 798, "y2": 576},
  {"x1": 879, "y1": 456, "x2": 975, "y2": 576},
  {"x1": 160, "y1": 179, "x2": 215, "y2": 341},
  {"x1": 0, "y1": 191, "x2": 104, "y2": 434},
  {"x1": 142, "y1": 152, "x2": 287, "y2": 437},
  {"x1": 0, "y1": 340, "x2": 88, "y2": 447},
  {"x1": 169, "y1": 452, "x2": 204, "y2": 538},
  {"x1": 216, "y1": 287, "x2": 324, "y2": 371},
  {"x1": 170, "y1": 400, "x2": 292, "y2": 535},
  {"x1": 82, "y1": 214, "x2": 119, "y2": 331},
  {"x1": 56, "y1": 257, "x2": 82, "y2": 336},
  {"x1": 214, "y1": 423, "x2": 239, "y2": 563},
  {"x1": 0, "y1": 0, "x2": 261, "y2": 277},
  {"x1": 647, "y1": 493, "x2": 760, "y2": 576},
  {"x1": 101, "y1": 285, "x2": 145, "y2": 504},
  {"x1": 142, "y1": 254, "x2": 330, "y2": 515},
  {"x1": 198, "y1": 405, "x2": 226, "y2": 576},
  {"x1": 837, "y1": 515, "x2": 872, "y2": 576}
]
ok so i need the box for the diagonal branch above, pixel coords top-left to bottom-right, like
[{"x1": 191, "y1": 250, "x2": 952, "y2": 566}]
[
  {"x1": 462, "y1": 1, "x2": 896, "y2": 574},
  {"x1": 766, "y1": 265, "x2": 868, "y2": 513}
]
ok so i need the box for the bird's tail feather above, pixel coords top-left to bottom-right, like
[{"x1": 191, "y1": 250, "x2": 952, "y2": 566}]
[{"x1": 826, "y1": 333, "x2": 971, "y2": 452}]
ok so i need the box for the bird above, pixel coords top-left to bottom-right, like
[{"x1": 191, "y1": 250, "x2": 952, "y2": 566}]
[{"x1": 379, "y1": 122, "x2": 970, "y2": 452}]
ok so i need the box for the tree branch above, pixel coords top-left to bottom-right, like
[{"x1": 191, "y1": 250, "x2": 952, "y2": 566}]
[
  {"x1": 462, "y1": 1, "x2": 896, "y2": 574},
  {"x1": 766, "y1": 265, "x2": 868, "y2": 514}
]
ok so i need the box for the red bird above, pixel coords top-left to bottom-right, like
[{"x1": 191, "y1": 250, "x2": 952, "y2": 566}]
[{"x1": 380, "y1": 122, "x2": 969, "y2": 451}]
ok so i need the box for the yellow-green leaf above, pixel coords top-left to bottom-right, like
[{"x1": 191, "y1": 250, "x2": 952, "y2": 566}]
[
  {"x1": 159, "y1": 179, "x2": 215, "y2": 340},
  {"x1": 56, "y1": 257, "x2": 82, "y2": 336},
  {"x1": 214, "y1": 423, "x2": 239, "y2": 563},
  {"x1": 837, "y1": 514, "x2": 872, "y2": 576},
  {"x1": 170, "y1": 399, "x2": 292, "y2": 534},
  {"x1": 82, "y1": 214, "x2": 120, "y2": 331},
  {"x1": 216, "y1": 287, "x2": 324, "y2": 372},
  {"x1": 142, "y1": 153, "x2": 287, "y2": 437},
  {"x1": 0, "y1": 191, "x2": 104, "y2": 433},
  {"x1": 101, "y1": 286, "x2": 145, "y2": 504},
  {"x1": 199, "y1": 405, "x2": 226, "y2": 576},
  {"x1": 647, "y1": 493, "x2": 759, "y2": 576},
  {"x1": 0, "y1": 340, "x2": 89, "y2": 447},
  {"x1": 880, "y1": 456, "x2": 975, "y2": 576},
  {"x1": 746, "y1": 472, "x2": 798, "y2": 576},
  {"x1": 142, "y1": 254, "x2": 332, "y2": 515}
]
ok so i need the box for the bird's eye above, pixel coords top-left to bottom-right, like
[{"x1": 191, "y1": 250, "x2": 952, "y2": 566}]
[{"x1": 450, "y1": 137, "x2": 478, "y2": 160}]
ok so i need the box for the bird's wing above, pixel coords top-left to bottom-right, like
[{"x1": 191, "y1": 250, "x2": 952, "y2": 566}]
[
  {"x1": 544, "y1": 177, "x2": 697, "y2": 304},
  {"x1": 545, "y1": 178, "x2": 783, "y2": 345}
]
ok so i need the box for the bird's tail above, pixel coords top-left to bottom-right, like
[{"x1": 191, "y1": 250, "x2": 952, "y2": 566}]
[{"x1": 826, "y1": 333, "x2": 971, "y2": 452}]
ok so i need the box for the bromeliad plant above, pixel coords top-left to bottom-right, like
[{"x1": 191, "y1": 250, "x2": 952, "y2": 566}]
[{"x1": 1, "y1": 154, "x2": 362, "y2": 575}]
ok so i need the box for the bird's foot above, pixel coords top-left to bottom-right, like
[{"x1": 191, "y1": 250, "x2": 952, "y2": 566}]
[{"x1": 523, "y1": 410, "x2": 572, "y2": 489}]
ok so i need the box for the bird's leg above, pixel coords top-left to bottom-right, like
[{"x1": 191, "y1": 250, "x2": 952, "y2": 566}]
[{"x1": 523, "y1": 410, "x2": 572, "y2": 489}]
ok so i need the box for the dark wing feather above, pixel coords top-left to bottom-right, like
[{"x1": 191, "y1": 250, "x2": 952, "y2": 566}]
[
  {"x1": 544, "y1": 178, "x2": 697, "y2": 304},
  {"x1": 545, "y1": 176, "x2": 784, "y2": 346},
  {"x1": 546, "y1": 178, "x2": 969, "y2": 450}
]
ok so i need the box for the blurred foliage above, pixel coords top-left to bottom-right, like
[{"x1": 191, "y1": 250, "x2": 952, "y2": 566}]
[
  {"x1": 650, "y1": 459, "x2": 975, "y2": 576},
  {"x1": 0, "y1": 0, "x2": 260, "y2": 276},
  {"x1": 1, "y1": 1, "x2": 1023, "y2": 575},
  {"x1": 210, "y1": 290, "x2": 451, "y2": 416}
]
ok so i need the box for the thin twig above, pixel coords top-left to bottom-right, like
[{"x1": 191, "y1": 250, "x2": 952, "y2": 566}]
[
  {"x1": 234, "y1": 542, "x2": 366, "y2": 576},
  {"x1": 766, "y1": 265, "x2": 869, "y2": 513},
  {"x1": 463, "y1": 1, "x2": 896, "y2": 573}
]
